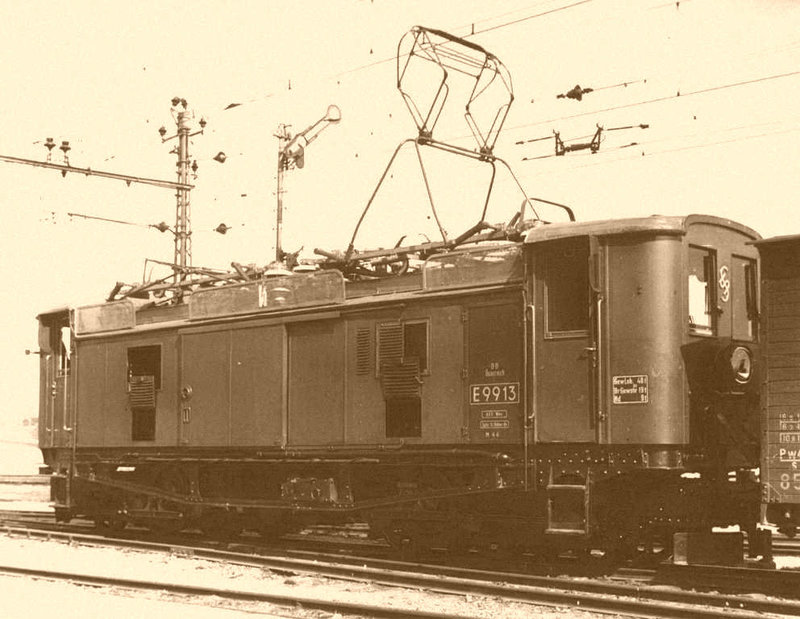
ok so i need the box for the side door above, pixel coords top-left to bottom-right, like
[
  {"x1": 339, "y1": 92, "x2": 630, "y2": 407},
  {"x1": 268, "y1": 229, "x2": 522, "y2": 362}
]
[
  {"x1": 179, "y1": 330, "x2": 230, "y2": 446},
  {"x1": 38, "y1": 311, "x2": 74, "y2": 449},
  {"x1": 533, "y1": 237, "x2": 597, "y2": 443},
  {"x1": 466, "y1": 301, "x2": 524, "y2": 444}
]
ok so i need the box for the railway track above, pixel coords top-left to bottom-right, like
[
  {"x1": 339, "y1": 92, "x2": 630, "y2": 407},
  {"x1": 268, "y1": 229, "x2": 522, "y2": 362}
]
[
  {"x1": 3, "y1": 519, "x2": 800, "y2": 618},
  {"x1": 0, "y1": 475, "x2": 49, "y2": 484}
]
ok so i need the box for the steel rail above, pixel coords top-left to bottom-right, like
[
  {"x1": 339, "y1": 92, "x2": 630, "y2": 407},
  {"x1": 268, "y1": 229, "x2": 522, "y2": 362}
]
[
  {"x1": 0, "y1": 475, "x2": 50, "y2": 485},
  {"x1": 0, "y1": 564, "x2": 474, "y2": 619},
  {"x1": 2, "y1": 524, "x2": 800, "y2": 618}
]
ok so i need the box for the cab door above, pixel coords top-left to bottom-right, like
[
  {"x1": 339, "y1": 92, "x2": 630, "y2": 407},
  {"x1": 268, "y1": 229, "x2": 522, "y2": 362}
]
[
  {"x1": 38, "y1": 310, "x2": 74, "y2": 450},
  {"x1": 533, "y1": 237, "x2": 597, "y2": 443}
]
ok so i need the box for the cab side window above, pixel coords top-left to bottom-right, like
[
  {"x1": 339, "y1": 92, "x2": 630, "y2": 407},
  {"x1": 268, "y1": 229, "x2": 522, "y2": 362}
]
[
  {"x1": 544, "y1": 239, "x2": 589, "y2": 336},
  {"x1": 732, "y1": 256, "x2": 757, "y2": 341},
  {"x1": 688, "y1": 246, "x2": 716, "y2": 336}
]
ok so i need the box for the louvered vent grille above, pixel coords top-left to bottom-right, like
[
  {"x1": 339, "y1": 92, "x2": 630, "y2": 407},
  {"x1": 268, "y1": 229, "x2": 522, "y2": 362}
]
[
  {"x1": 129, "y1": 375, "x2": 156, "y2": 409},
  {"x1": 355, "y1": 327, "x2": 372, "y2": 375},
  {"x1": 377, "y1": 322, "x2": 403, "y2": 370},
  {"x1": 381, "y1": 359, "x2": 421, "y2": 398}
]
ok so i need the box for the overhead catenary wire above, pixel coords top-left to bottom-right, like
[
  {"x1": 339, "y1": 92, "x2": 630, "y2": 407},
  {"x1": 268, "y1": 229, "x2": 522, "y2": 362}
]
[
  {"x1": 524, "y1": 123, "x2": 800, "y2": 174},
  {"x1": 506, "y1": 69, "x2": 800, "y2": 134}
]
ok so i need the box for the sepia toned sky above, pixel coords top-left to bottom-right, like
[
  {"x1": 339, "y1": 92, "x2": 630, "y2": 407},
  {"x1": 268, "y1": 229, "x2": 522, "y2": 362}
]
[{"x1": 0, "y1": 0, "x2": 798, "y2": 426}]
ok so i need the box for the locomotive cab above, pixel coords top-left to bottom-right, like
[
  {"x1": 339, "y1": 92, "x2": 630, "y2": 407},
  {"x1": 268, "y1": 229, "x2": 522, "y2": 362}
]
[
  {"x1": 524, "y1": 215, "x2": 761, "y2": 552},
  {"x1": 36, "y1": 307, "x2": 75, "y2": 517}
]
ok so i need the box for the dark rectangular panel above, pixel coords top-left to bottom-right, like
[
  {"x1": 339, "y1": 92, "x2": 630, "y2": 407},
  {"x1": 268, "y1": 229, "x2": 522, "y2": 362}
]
[
  {"x1": 288, "y1": 320, "x2": 344, "y2": 445},
  {"x1": 230, "y1": 326, "x2": 284, "y2": 446},
  {"x1": 75, "y1": 341, "x2": 106, "y2": 445},
  {"x1": 181, "y1": 331, "x2": 230, "y2": 446},
  {"x1": 467, "y1": 303, "x2": 523, "y2": 444}
]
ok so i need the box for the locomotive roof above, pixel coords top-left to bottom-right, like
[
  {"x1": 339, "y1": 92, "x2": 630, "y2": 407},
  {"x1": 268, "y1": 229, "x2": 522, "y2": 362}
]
[{"x1": 524, "y1": 214, "x2": 760, "y2": 244}]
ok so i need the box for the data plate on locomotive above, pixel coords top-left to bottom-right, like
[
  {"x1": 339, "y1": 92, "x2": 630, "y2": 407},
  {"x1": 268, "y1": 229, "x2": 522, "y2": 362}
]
[{"x1": 612, "y1": 374, "x2": 649, "y2": 404}]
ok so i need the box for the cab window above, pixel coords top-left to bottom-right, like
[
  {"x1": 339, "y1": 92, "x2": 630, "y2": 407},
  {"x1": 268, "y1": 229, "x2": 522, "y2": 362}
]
[
  {"x1": 732, "y1": 255, "x2": 757, "y2": 341},
  {"x1": 688, "y1": 246, "x2": 716, "y2": 336},
  {"x1": 544, "y1": 239, "x2": 589, "y2": 335}
]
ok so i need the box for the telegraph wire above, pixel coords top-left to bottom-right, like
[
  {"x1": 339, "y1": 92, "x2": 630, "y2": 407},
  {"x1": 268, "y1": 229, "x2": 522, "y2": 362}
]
[
  {"x1": 507, "y1": 69, "x2": 800, "y2": 134},
  {"x1": 464, "y1": 0, "x2": 594, "y2": 37},
  {"x1": 451, "y1": 0, "x2": 561, "y2": 32}
]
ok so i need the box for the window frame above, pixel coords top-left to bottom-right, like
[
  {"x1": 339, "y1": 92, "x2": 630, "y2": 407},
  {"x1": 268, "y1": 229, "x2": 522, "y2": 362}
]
[
  {"x1": 376, "y1": 319, "x2": 431, "y2": 376},
  {"x1": 543, "y1": 241, "x2": 591, "y2": 339},
  {"x1": 731, "y1": 254, "x2": 758, "y2": 341},
  {"x1": 402, "y1": 319, "x2": 430, "y2": 375},
  {"x1": 127, "y1": 344, "x2": 162, "y2": 390},
  {"x1": 687, "y1": 245, "x2": 718, "y2": 337}
]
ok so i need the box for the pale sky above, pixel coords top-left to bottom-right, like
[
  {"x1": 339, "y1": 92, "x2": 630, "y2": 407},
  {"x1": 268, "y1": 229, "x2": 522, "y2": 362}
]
[{"x1": 1, "y1": 0, "x2": 798, "y2": 426}]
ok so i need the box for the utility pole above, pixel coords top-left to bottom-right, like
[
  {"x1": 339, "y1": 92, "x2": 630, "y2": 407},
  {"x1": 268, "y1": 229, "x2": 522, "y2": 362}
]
[
  {"x1": 175, "y1": 109, "x2": 192, "y2": 276},
  {"x1": 275, "y1": 123, "x2": 291, "y2": 264},
  {"x1": 0, "y1": 97, "x2": 218, "y2": 294},
  {"x1": 159, "y1": 97, "x2": 206, "y2": 284}
]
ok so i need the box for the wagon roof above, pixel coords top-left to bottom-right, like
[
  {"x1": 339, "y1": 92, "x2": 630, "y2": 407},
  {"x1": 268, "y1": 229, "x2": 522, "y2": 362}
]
[
  {"x1": 752, "y1": 232, "x2": 800, "y2": 247},
  {"x1": 524, "y1": 214, "x2": 760, "y2": 244}
]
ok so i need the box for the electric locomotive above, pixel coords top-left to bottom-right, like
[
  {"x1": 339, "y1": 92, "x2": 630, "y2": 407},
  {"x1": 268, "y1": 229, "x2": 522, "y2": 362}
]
[
  {"x1": 35, "y1": 26, "x2": 766, "y2": 562},
  {"x1": 37, "y1": 213, "x2": 763, "y2": 558}
]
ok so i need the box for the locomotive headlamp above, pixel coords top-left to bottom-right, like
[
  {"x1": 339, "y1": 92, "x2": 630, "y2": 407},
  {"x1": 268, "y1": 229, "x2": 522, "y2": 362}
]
[{"x1": 730, "y1": 346, "x2": 753, "y2": 384}]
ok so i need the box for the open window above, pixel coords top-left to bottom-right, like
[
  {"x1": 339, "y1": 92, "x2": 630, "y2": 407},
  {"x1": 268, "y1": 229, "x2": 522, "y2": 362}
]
[
  {"x1": 688, "y1": 246, "x2": 717, "y2": 336},
  {"x1": 732, "y1": 255, "x2": 757, "y2": 341},
  {"x1": 402, "y1": 321, "x2": 429, "y2": 373},
  {"x1": 377, "y1": 320, "x2": 428, "y2": 438},
  {"x1": 377, "y1": 320, "x2": 430, "y2": 375},
  {"x1": 544, "y1": 239, "x2": 590, "y2": 336},
  {"x1": 127, "y1": 345, "x2": 160, "y2": 441},
  {"x1": 57, "y1": 326, "x2": 72, "y2": 376}
]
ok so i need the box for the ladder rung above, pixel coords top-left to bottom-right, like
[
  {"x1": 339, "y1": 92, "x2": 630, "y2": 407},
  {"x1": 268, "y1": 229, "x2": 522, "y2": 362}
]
[
  {"x1": 547, "y1": 484, "x2": 586, "y2": 491},
  {"x1": 545, "y1": 528, "x2": 588, "y2": 536}
]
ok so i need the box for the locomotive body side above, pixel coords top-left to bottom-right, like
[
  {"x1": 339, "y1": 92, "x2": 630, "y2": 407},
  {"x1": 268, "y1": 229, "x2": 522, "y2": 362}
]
[
  {"x1": 36, "y1": 214, "x2": 764, "y2": 559},
  {"x1": 755, "y1": 234, "x2": 800, "y2": 536}
]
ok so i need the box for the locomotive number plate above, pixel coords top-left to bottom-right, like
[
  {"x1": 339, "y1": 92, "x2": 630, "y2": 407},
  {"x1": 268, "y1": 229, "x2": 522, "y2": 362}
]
[{"x1": 470, "y1": 382, "x2": 519, "y2": 405}]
